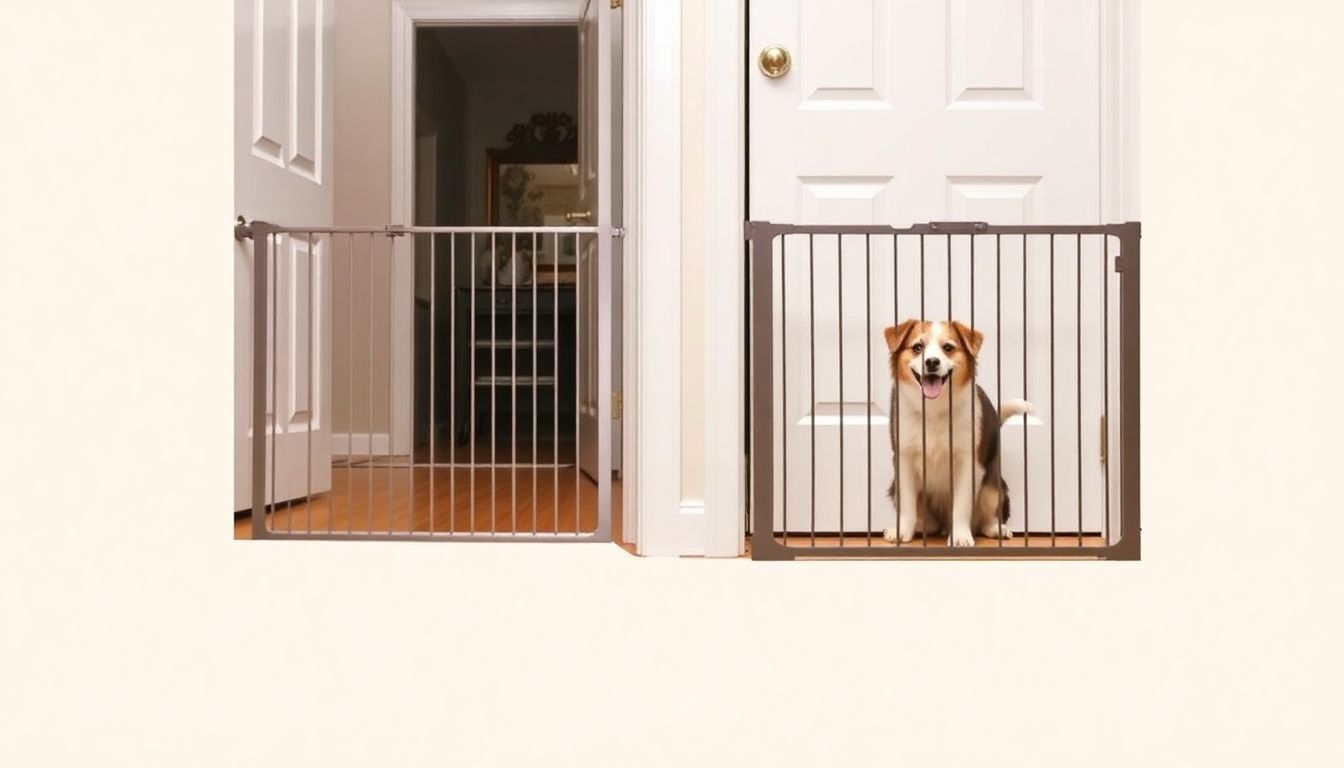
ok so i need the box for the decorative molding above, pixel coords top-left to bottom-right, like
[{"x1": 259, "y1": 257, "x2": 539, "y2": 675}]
[
  {"x1": 1100, "y1": 0, "x2": 1140, "y2": 222},
  {"x1": 701, "y1": 0, "x2": 746, "y2": 557},
  {"x1": 631, "y1": 0, "x2": 688, "y2": 556}
]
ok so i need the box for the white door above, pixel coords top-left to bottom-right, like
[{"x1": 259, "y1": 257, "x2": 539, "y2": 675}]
[
  {"x1": 234, "y1": 0, "x2": 334, "y2": 512},
  {"x1": 751, "y1": 0, "x2": 1106, "y2": 535},
  {"x1": 576, "y1": 0, "x2": 614, "y2": 492}
]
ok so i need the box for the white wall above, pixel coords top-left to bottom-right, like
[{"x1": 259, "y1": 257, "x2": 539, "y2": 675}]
[{"x1": 4, "y1": 1, "x2": 1344, "y2": 766}]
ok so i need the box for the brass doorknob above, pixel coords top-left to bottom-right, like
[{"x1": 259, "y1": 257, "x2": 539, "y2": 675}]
[
  {"x1": 758, "y1": 44, "x2": 791, "y2": 78},
  {"x1": 565, "y1": 210, "x2": 593, "y2": 222}
]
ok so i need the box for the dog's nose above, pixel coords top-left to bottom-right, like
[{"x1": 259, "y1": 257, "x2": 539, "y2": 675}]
[{"x1": 925, "y1": 358, "x2": 941, "y2": 371}]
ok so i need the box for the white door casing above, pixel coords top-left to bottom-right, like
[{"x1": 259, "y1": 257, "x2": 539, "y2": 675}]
[
  {"x1": 577, "y1": 0, "x2": 613, "y2": 497},
  {"x1": 750, "y1": 0, "x2": 1109, "y2": 535},
  {"x1": 234, "y1": 0, "x2": 334, "y2": 511}
]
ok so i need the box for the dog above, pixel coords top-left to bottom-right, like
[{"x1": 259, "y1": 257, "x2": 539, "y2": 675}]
[{"x1": 881, "y1": 319, "x2": 1033, "y2": 547}]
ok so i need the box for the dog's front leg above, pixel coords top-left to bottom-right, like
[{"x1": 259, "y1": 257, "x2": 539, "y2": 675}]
[
  {"x1": 883, "y1": 455, "x2": 920, "y2": 543},
  {"x1": 948, "y1": 456, "x2": 977, "y2": 547}
]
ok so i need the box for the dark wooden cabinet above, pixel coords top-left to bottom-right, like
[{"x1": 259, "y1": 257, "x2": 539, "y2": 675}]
[{"x1": 453, "y1": 283, "x2": 576, "y2": 445}]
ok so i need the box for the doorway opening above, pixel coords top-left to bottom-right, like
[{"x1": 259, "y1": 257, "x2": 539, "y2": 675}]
[{"x1": 408, "y1": 25, "x2": 602, "y2": 536}]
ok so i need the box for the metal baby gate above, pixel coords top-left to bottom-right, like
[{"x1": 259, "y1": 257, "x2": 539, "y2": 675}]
[
  {"x1": 747, "y1": 220, "x2": 1140, "y2": 560},
  {"x1": 236, "y1": 220, "x2": 613, "y2": 541}
]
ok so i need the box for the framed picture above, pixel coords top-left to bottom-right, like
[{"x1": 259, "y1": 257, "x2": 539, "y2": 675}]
[{"x1": 486, "y1": 112, "x2": 581, "y2": 281}]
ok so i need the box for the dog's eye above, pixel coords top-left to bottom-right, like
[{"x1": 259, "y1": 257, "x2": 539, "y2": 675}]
[
  {"x1": 942, "y1": 343, "x2": 955, "y2": 353},
  {"x1": 910, "y1": 343, "x2": 923, "y2": 354}
]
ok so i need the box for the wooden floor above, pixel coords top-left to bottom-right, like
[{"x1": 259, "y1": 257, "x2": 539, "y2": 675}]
[
  {"x1": 758, "y1": 532, "x2": 1107, "y2": 553},
  {"x1": 235, "y1": 464, "x2": 622, "y2": 542},
  {"x1": 238, "y1": 435, "x2": 1099, "y2": 557}
]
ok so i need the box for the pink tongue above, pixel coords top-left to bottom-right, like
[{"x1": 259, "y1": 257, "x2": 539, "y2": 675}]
[{"x1": 921, "y1": 376, "x2": 944, "y2": 399}]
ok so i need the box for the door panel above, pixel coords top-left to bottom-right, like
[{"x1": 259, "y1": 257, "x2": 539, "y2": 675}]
[
  {"x1": 752, "y1": 0, "x2": 1103, "y2": 534},
  {"x1": 235, "y1": 0, "x2": 334, "y2": 511}
]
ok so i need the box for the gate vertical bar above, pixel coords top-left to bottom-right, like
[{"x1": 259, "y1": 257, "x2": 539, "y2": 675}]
[
  {"x1": 1021, "y1": 235, "x2": 1029, "y2": 546},
  {"x1": 250, "y1": 222, "x2": 273, "y2": 539},
  {"x1": 864, "y1": 234, "x2": 871, "y2": 546},
  {"x1": 574, "y1": 232, "x2": 581, "y2": 534},
  {"x1": 553, "y1": 232, "x2": 559, "y2": 534},
  {"x1": 367, "y1": 233, "x2": 374, "y2": 534},
  {"x1": 430, "y1": 233, "x2": 437, "y2": 533},
  {"x1": 307, "y1": 232, "x2": 314, "y2": 534},
  {"x1": 597, "y1": 227, "x2": 613, "y2": 540},
  {"x1": 1103, "y1": 233, "x2": 1111, "y2": 544},
  {"x1": 1076, "y1": 233, "x2": 1083, "y2": 543},
  {"x1": 511, "y1": 232, "x2": 518, "y2": 533},
  {"x1": 808, "y1": 234, "x2": 816, "y2": 546},
  {"x1": 490, "y1": 232, "x2": 497, "y2": 533},
  {"x1": 1118, "y1": 222, "x2": 1141, "y2": 558},
  {"x1": 748, "y1": 223, "x2": 787, "y2": 559},
  {"x1": 837, "y1": 234, "x2": 844, "y2": 546},
  {"x1": 893, "y1": 233, "x2": 901, "y2": 547},
  {"x1": 271, "y1": 232, "x2": 279, "y2": 535},
  {"x1": 1051, "y1": 234, "x2": 1057, "y2": 545},
  {"x1": 532, "y1": 232, "x2": 539, "y2": 536}
]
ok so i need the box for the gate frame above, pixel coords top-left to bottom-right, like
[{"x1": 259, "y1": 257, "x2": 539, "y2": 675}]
[
  {"x1": 745, "y1": 220, "x2": 1141, "y2": 560},
  {"x1": 236, "y1": 220, "x2": 613, "y2": 542}
]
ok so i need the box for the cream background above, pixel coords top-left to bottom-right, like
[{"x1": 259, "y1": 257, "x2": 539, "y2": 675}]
[{"x1": 3, "y1": 1, "x2": 1344, "y2": 765}]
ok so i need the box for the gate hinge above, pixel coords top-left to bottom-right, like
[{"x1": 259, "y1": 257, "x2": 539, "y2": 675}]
[
  {"x1": 612, "y1": 391, "x2": 622, "y2": 420},
  {"x1": 1114, "y1": 256, "x2": 1124, "y2": 273}
]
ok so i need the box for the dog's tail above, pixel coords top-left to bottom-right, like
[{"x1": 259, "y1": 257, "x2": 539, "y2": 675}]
[{"x1": 999, "y1": 398, "x2": 1035, "y2": 423}]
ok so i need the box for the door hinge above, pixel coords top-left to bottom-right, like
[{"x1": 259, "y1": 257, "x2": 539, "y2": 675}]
[
  {"x1": 610, "y1": 0, "x2": 622, "y2": 8},
  {"x1": 611, "y1": 226, "x2": 626, "y2": 238},
  {"x1": 1099, "y1": 415, "x2": 1108, "y2": 463},
  {"x1": 612, "y1": 392, "x2": 623, "y2": 420}
]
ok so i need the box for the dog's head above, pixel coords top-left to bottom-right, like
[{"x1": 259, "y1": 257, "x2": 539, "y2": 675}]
[{"x1": 883, "y1": 320, "x2": 983, "y2": 400}]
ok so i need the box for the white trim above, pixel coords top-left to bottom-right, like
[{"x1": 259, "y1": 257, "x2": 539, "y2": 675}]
[
  {"x1": 1101, "y1": 0, "x2": 1140, "y2": 222},
  {"x1": 620, "y1": 1, "x2": 640, "y2": 547},
  {"x1": 389, "y1": 0, "x2": 582, "y2": 457},
  {"x1": 630, "y1": 0, "x2": 694, "y2": 557},
  {"x1": 331, "y1": 433, "x2": 393, "y2": 456},
  {"x1": 701, "y1": 0, "x2": 746, "y2": 557}
]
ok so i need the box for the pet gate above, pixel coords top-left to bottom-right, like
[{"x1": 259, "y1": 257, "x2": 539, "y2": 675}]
[
  {"x1": 236, "y1": 220, "x2": 613, "y2": 541},
  {"x1": 747, "y1": 220, "x2": 1140, "y2": 560}
]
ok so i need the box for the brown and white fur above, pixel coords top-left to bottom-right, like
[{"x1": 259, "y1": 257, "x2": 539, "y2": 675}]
[{"x1": 881, "y1": 319, "x2": 1033, "y2": 547}]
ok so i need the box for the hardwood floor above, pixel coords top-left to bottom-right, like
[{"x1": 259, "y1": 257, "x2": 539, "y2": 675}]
[
  {"x1": 235, "y1": 465, "x2": 623, "y2": 543},
  {"x1": 237, "y1": 436, "x2": 1101, "y2": 558},
  {"x1": 757, "y1": 532, "x2": 1107, "y2": 553}
]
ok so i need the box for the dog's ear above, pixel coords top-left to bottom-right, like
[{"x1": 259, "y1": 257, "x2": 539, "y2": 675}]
[
  {"x1": 884, "y1": 320, "x2": 917, "y2": 352},
  {"x1": 950, "y1": 321, "x2": 984, "y2": 358}
]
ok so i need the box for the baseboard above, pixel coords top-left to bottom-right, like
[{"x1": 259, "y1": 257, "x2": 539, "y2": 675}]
[{"x1": 331, "y1": 433, "x2": 393, "y2": 455}]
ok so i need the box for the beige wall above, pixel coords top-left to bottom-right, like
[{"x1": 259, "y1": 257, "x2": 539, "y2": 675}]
[
  {"x1": 11, "y1": 1, "x2": 1344, "y2": 765},
  {"x1": 331, "y1": 0, "x2": 395, "y2": 436}
]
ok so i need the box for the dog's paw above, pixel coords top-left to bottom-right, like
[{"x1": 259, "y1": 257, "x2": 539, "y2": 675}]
[
  {"x1": 980, "y1": 521, "x2": 1013, "y2": 540},
  {"x1": 948, "y1": 527, "x2": 977, "y2": 547},
  {"x1": 882, "y1": 526, "x2": 915, "y2": 544}
]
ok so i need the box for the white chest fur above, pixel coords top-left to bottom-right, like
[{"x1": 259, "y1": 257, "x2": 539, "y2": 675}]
[{"x1": 894, "y1": 386, "x2": 983, "y2": 504}]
